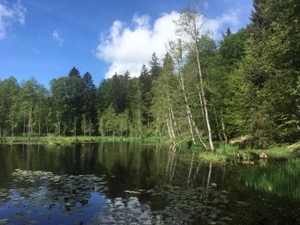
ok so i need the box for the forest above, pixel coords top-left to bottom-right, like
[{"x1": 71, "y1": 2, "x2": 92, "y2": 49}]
[{"x1": 0, "y1": 0, "x2": 299, "y2": 150}]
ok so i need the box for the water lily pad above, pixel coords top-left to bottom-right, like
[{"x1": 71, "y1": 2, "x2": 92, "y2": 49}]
[
  {"x1": 236, "y1": 201, "x2": 249, "y2": 206},
  {"x1": 220, "y1": 216, "x2": 232, "y2": 221},
  {"x1": 124, "y1": 190, "x2": 141, "y2": 194}
]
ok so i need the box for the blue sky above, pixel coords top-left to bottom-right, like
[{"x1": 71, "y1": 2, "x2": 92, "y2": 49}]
[{"x1": 0, "y1": 0, "x2": 253, "y2": 88}]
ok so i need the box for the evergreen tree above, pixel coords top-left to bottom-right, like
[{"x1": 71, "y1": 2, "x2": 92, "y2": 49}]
[
  {"x1": 66, "y1": 68, "x2": 83, "y2": 135},
  {"x1": 128, "y1": 78, "x2": 143, "y2": 137},
  {"x1": 216, "y1": 28, "x2": 250, "y2": 140},
  {"x1": 68, "y1": 67, "x2": 81, "y2": 78},
  {"x1": 50, "y1": 67, "x2": 83, "y2": 136},
  {"x1": 151, "y1": 53, "x2": 181, "y2": 142},
  {"x1": 50, "y1": 77, "x2": 70, "y2": 135},
  {"x1": 81, "y1": 72, "x2": 97, "y2": 136},
  {"x1": 139, "y1": 65, "x2": 152, "y2": 127},
  {"x1": 149, "y1": 53, "x2": 162, "y2": 79}
]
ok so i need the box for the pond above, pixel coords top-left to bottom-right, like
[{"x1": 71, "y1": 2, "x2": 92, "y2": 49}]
[{"x1": 1, "y1": 142, "x2": 300, "y2": 225}]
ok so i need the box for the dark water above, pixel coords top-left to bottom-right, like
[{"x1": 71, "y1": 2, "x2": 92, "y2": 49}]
[{"x1": 1, "y1": 142, "x2": 300, "y2": 225}]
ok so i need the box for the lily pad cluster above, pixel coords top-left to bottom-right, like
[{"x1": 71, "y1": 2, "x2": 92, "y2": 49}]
[
  {"x1": 0, "y1": 169, "x2": 234, "y2": 224},
  {"x1": 99, "y1": 196, "x2": 153, "y2": 225},
  {"x1": 149, "y1": 184, "x2": 232, "y2": 224},
  {"x1": 0, "y1": 169, "x2": 109, "y2": 225},
  {"x1": 9, "y1": 169, "x2": 108, "y2": 208},
  {"x1": 98, "y1": 184, "x2": 232, "y2": 225}
]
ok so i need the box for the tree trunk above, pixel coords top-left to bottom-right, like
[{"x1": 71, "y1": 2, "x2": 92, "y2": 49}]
[
  {"x1": 89, "y1": 118, "x2": 92, "y2": 136},
  {"x1": 23, "y1": 115, "x2": 26, "y2": 137},
  {"x1": 11, "y1": 120, "x2": 14, "y2": 137},
  {"x1": 177, "y1": 73, "x2": 195, "y2": 144},
  {"x1": 166, "y1": 109, "x2": 177, "y2": 146},
  {"x1": 178, "y1": 72, "x2": 209, "y2": 150},
  {"x1": 220, "y1": 111, "x2": 228, "y2": 143},
  {"x1": 195, "y1": 41, "x2": 215, "y2": 151},
  {"x1": 38, "y1": 119, "x2": 41, "y2": 135},
  {"x1": 83, "y1": 116, "x2": 86, "y2": 137},
  {"x1": 28, "y1": 107, "x2": 32, "y2": 141}
]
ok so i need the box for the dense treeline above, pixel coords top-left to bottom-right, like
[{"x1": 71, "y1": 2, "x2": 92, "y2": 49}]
[{"x1": 0, "y1": 0, "x2": 299, "y2": 149}]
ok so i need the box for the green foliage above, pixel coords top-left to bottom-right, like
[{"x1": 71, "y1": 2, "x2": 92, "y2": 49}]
[
  {"x1": 151, "y1": 52, "x2": 181, "y2": 140},
  {"x1": 219, "y1": 28, "x2": 249, "y2": 69},
  {"x1": 81, "y1": 72, "x2": 97, "y2": 136},
  {"x1": 198, "y1": 143, "x2": 239, "y2": 163},
  {"x1": 2, "y1": 1, "x2": 300, "y2": 149},
  {"x1": 0, "y1": 77, "x2": 20, "y2": 136},
  {"x1": 243, "y1": 0, "x2": 300, "y2": 145}
]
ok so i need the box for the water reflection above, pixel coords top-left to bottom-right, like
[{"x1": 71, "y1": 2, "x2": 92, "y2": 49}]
[
  {"x1": 0, "y1": 169, "x2": 107, "y2": 225},
  {"x1": 1, "y1": 143, "x2": 300, "y2": 224}
]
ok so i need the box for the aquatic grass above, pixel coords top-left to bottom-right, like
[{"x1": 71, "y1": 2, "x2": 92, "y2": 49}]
[
  {"x1": 198, "y1": 143, "x2": 239, "y2": 164},
  {"x1": 242, "y1": 159, "x2": 300, "y2": 199},
  {"x1": 199, "y1": 152, "x2": 228, "y2": 163},
  {"x1": 216, "y1": 142, "x2": 239, "y2": 159}
]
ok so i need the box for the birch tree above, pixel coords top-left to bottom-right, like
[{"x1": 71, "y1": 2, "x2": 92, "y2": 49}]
[
  {"x1": 174, "y1": 3, "x2": 215, "y2": 150},
  {"x1": 168, "y1": 39, "x2": 208, "y2": 150}
]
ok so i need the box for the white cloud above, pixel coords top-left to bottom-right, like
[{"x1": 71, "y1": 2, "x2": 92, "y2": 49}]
[
  {"x1": 132, "y1": 13, "x2": 150, "y2": 29},
  {"x1": 95, "y1": 10, "x2": 240, "y2": 79},
  {"x1": 0, "y1": 0, "x2": 26, "y2": 39},
  {"x1": 95, "y1": 12, "x2": 179, "y2": 78},
  {"x1": 205, "y1": 11, "x2": 239, "y2": 39},
  {"x1": 52, "y1": 30, "x2": 64, "y2": 46}
]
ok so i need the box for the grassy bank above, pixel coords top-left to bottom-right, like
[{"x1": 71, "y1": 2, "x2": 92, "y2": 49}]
[
  {"x1": 248, "y1": 145, "x2": 297, "y2": 160},
  {"x1": 1, "y1": 136, "x2": 299, "y2": 164},
  {"x1": 195, "y1": 143, "x2": 299, "y2": 164},
  {"x1": 0, "y1": 135, "x2": 142, "y2": 145},
  {"x1": 0, "y1": 135, "x2": 171, "y2": 145},
  {"x1": 197, "y1": 143, "x2": 239, "y2": 164}
]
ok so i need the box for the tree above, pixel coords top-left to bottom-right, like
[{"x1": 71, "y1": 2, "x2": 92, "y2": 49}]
[
  {"x1": 50, "y1": 77, "x2": 69, "y2": 135},
  {"x1": 209, "y1": 28, "x2": 250, "y2": 140},
  {"x1": 0, "y1": 77, "x2": 20, "y2": 138},
  {"x1": 184, "y1": 34, "x2": 216, "y2": 128},
  {"x1": 219, "y1": 28, "x2": 249, "y2": 70},
  {"x1": 242, "y1": 0, "x2": 300, "y2": 145},
  {"x1": 81, "y1": 72, "x2": 97, "y2": 136},
  {"x1": 68, "y1": 67, "x2": 81, "y2": 78},
  {"x1": 96, "y1": 72, "x2": 143, "y2": 137},
  {"x1": 128, "y1": 78, "x2": 143, "y2": 137},
  {"x1": 50, "y1": 68, "x2": 84, "y2": 136},
  {"x1": 174, "y1": 3, "x2": 214, "y2": 150},
  {"x1": 97, "y1": 79, "x2": 111, "y2": 114},
  {"x1": 17, "y1": 78, "x2": 47, "y2": 139},
  {"x1": 99, "y1": 104, "x2": 117, "y2": 136},
  {"x1": 149, "y1": 53, "x2": 162, "y2": 79},
  {"x1": 168, "y1": 39, "x2": 208, "y2": 150},
  {"x1": 151, "y1": 53, "x2": 181, "y2": 144},
  {"x1": 139, "y1": 65, "x2": 153, "y2": 127},
  {"x1": 32, "y1": 83, "x2": 49, "y2": 135}
]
